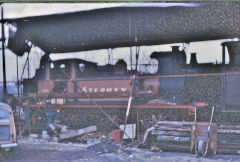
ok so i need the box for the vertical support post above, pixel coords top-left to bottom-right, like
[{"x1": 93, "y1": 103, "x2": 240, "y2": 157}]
[
  {"x1": 28, "y1": 54, "x2": 30, "y2": 79},
  {"x1": 16, "y1": 54, "x2": 21, "y2": 137},
  {"x1": 18, "y1": 104, "x2": 21, "y2": 137},
  {"x1": 71, "y1": 61, "x2": 75, "y2": 80},
  {"x1": 1, "y1": 6, "x2": 7, "y2": 101},
  {"x1": 28, "y1": 99, "x2": 30, "y2": 135},
  {"x1": 121, "y1": 24, "x2": 139, "y2": 145},
  {"x1": 17, "y1": 55, "x2": 19, "y2": 97},
  {"x1": 20, "y1": 48, "x2": 32, "y2": 82},
  {"x1": 108, "y1": 49, "x2": 110, "y2": 64},
  {"x1": 204, "y1": 106, "x2": 215, "y2": 157},
  {"x1": 137, "y1": 107, "x2": 139, "y2": 140},
  {"x1": 135, "y1": 46, "x2": 139, "y2": 71},
  {"x1": 221, "y1": 45, "x2": 226, "y2": 111},
  {"x1": 45, "y1": 58, "x2": 50, "y2": 81},
  {"x1": 194, "y1": 106, "x2": 197, "y2": 123},
  {"x1": 130, "y1": 47, "x2": 132, "y2": 71},
  {"x1": 209, "y1": 106, "x2": 215, "y2": 125},
  {"x1": 193, "y1": 106, "x2": 197, "y2": 155},
  {"x1": 128, "y1": 9, "x2": 132, "y2": 71},
  {"x1": 131, "y1": 108, "x2": 134, "y2": 142}
]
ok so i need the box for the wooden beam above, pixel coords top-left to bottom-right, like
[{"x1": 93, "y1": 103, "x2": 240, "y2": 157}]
[{"x1": 59, "y1": 125, "x2": 97, "y2": 140}]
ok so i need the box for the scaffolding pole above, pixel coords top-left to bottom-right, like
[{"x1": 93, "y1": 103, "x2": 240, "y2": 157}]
[{"x1": 1, "y1": 6, "x2": 7, "y2": 101}]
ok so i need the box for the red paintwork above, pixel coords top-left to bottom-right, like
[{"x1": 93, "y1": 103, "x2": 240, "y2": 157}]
[
  {"x1": 25, "y1": 60, "x2": 209, "y2": 118},
  {"x1": 30, "y1": 104, "x2": 196, "y2": 109}
]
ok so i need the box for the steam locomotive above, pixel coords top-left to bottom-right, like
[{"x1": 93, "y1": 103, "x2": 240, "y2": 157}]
[{"x1": 22, "y1": 41, "x2": 240, "y2": 132}]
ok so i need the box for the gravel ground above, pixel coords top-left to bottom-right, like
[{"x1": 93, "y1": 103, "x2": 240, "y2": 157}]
[{"x1": 0, "y1": 138, "x2": 239, "y2": 162}]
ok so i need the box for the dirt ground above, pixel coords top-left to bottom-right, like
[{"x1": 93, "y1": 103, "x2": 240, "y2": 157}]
[{"x1": 0, "y1": 138, "x2": 239, "y2": 162}]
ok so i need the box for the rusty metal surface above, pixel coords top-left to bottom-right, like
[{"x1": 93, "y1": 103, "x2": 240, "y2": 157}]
[
  {"x1": 111, "y1": 130, "x2": 123, "y2": 144},
  {"x1": 190, "y1": 122, "x2": 217, "y2": 155}
]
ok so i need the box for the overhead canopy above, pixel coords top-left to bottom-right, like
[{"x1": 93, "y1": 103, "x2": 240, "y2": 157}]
[{"x1": 6, "y1": 2, "x2": 240, "y2": 56}]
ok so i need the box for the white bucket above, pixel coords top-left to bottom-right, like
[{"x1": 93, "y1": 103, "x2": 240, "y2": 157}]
[{"x1": 42, "y1": 130, "x2": 50, "y2": 139}]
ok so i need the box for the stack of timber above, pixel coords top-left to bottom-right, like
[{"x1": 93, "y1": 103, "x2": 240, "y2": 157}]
[
  {"x1": 145, "y1": 121, "x2": 240, "y2": 155},
  {"x1": 150, "y1": 121, "x2": 193, "y2": 152},
  {"x1": 217, "y1": 123, "x2": 240, "y2": 155}
]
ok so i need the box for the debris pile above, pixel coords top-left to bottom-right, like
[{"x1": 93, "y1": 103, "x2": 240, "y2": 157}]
[
  {"x1": 87, "y1": 139, "x2": 120, "y2": 154},
  {"x1": 78, "y1": 132, "x2": 106, "y2": 143},
  {"x1": 37, "y1": 123, "x2": 99, "y2": 143}
]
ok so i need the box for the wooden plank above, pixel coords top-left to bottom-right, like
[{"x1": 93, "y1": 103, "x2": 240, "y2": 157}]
[
  {"x1": 218, "y1": 143, "x2": 240, "y2": 149},
  {"x1": 154, "y1": 127, "x2": 191, "y2": 132},
  {"x1": 155, "y1": 125, "x2": 192, "y2": 129},
  {"x1": 218, "y1": 125, "x2": 240, "y2": 130},
  {"x1": 218, "y1": 140, "x2": 240, "y2": 145},
  {"x1": 157, "y1": 135, "x2": 190, "y2": 142},
  {"x1": 218, "y1": 133, "x2": 240, "y2": 139},
  {"x1": 218, "y1": 134, "x2": 240, "y2": 143},
  {"x1": 218, "y1": 123, "x2": 240, "y2": 126},
  {"x1": 157, "y1": 143, "x2": 190, "y2": 152},
  {"x1": 217, "y1": 148, "x2": 240, "y2": 155},
  {"x1": 60, "y1": 125, "x2": 97, "y2": 140},
  {"x1": 218, "y1": 129, "x2": 240, "y2": 134},
  {"x1": 155, "y1": 121, "x2": 193, "y2": 126},
  {"x1": 157, "y1": 140, "x2": 191, "y2": 146},
  {"x1": 151, "y1": 130, "x2": 190, "y2": 137}
]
